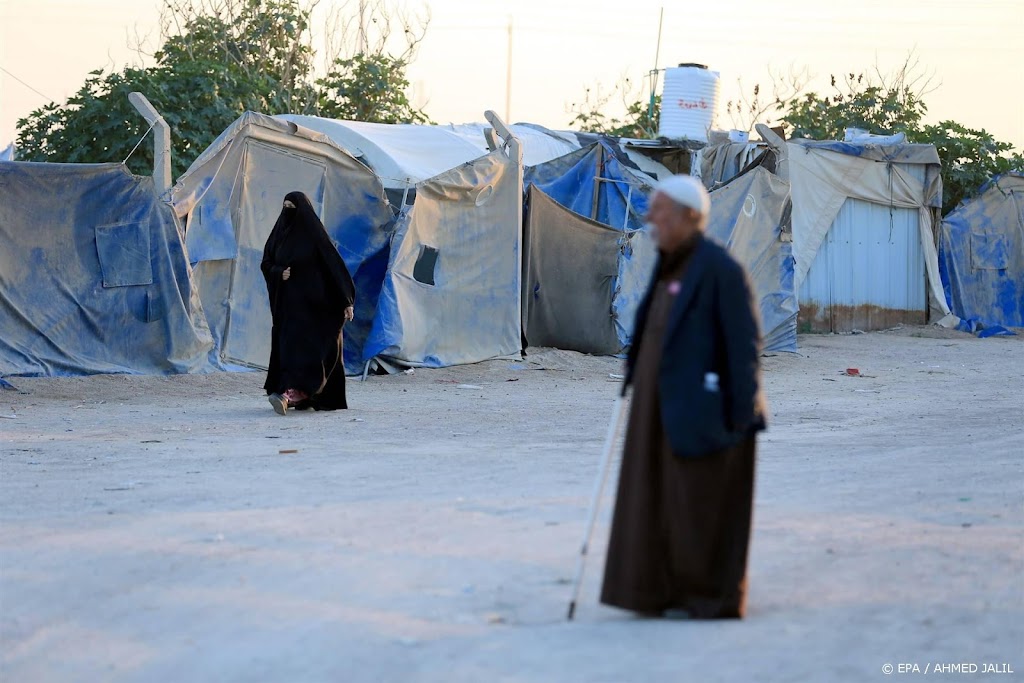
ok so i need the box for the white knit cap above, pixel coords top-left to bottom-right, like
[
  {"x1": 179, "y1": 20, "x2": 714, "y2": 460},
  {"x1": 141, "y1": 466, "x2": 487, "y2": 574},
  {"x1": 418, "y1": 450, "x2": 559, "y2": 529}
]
[{"x1": 654, "y1": 174, "x2": 710, "y2": 216}]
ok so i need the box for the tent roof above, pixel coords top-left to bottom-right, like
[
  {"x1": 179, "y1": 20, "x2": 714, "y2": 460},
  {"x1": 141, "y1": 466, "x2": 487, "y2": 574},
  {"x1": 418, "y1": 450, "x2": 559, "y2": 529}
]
[
  {"x1": 442, "y1": 122, "x2": 580, "y2": 167},
  {"x1": 973, "y1": 171, "x2": 1024, "y2": 199},
  {"x1": 277, "y1": 115, "x2": 486, "y2": 189},
  {"x1": 790, "y1": 139, "x2": 941, "y2": 165},
  {"x1": 172, "y1": 111, "x2": 367, "y2": 216}
]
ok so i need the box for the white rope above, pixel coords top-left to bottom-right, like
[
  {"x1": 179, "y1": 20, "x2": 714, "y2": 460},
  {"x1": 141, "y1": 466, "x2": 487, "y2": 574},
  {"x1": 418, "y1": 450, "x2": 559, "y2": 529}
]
[{"x1": 122, "y1": 118, "x2": 161, "y2": 165}]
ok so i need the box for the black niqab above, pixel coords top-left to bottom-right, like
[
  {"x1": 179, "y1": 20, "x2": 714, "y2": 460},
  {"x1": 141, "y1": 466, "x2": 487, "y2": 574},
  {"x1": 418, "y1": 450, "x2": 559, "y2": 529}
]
[{"x1": 261, "y1": 191, "x2": 356, "y2": 409}]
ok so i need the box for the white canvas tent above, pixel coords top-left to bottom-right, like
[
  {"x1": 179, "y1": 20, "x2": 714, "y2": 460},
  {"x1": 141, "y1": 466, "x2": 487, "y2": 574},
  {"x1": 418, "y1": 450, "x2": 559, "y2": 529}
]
[
  {"x1": 169, "y1": 112, "x2": 394, "y2": 373},
  {"x1": 364, "y1": 113, "x2": 525, "y2": 368},
  {"x1": 268, "y1": 112, "x2": 527, "y2": 370}
]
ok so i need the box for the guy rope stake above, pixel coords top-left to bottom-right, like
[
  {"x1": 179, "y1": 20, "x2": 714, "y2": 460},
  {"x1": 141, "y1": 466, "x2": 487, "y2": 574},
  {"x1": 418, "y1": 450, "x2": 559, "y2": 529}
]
[{"x1": 567, "y1": 392, "x2": 628, "y2": 620}]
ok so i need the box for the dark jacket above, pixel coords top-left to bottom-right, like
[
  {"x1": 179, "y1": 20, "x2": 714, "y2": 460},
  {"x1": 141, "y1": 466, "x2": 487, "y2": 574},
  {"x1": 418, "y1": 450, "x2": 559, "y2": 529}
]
[{"x1": 625, "y1": 235, "x2": 768, "y2": 458}]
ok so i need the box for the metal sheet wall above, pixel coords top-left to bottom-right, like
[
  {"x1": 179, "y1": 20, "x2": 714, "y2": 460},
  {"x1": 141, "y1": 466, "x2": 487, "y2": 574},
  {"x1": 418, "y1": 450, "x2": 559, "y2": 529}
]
[{"x1": 799, "y1": 163, "x2": 928, "y2": 332}]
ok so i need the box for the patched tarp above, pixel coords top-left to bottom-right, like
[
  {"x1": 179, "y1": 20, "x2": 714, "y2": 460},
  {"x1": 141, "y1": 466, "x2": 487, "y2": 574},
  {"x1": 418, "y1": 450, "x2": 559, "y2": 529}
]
[
  {"x1": 707, "y1": 166, "x2": 798, "y2": 353},
  {"x1": 698, "y1": 140, "x2": 767, "y2": 189},
  {"x1": 786, "y1": 138, "x2": 951, "y2": 322},
  {"x1": 365, "y1": 150, "x2": 522, "y2": 367},
  {"x1": 523, "y1": 186, "x2": 652, "y2": 355},
  {"x1": 0, "y1": 162, "x2": 214, "y2": 376},
  {"x1": 525, "y1": 141, "x2": 658, "y2": 350},
  {"x1": 171, "y1": 112, "x2": 394, "y2": 374},
  {"x1": 526, "y1": 142, "x2": 653, "y2": 233},
  {"x1": 939, "y1": 173, "x2": 1024, "y2": 330}
]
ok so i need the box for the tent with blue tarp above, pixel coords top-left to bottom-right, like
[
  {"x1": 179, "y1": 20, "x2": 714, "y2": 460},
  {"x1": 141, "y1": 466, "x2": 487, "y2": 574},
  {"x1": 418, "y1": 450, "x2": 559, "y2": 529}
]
[
  {"x1": 939, "y1": 173, "x2": 1023, "y2": 334},
  {"x1": 276, "y1": 115, "x2": 526, "y2": 370},
  {"x1": 0, "y1": 162, "x2": 215, "y2": 377},
  {"x1": 523, "y1": 141, "x2": 797, "y2": 354},
  {"x1": 363, "y1": 148, "x2": 524, "y2": 368},
  {"x1": 170, "y1": 112, "x2": 395, "y2": 374},
  {"x1": 706, "y1": 166, "x2": 798, "y2": 353}
]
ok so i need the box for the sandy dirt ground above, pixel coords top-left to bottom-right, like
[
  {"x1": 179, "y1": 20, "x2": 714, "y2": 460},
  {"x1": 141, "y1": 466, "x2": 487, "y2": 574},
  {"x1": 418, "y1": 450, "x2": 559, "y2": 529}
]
[{"x1": 1, "y1": 327, "x2": 1022, "y2": 683}]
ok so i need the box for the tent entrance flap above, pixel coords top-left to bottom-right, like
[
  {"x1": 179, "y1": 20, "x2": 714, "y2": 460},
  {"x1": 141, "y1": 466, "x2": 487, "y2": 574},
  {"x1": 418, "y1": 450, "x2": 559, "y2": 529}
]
[
  {"x1": 221, "y1": 141, "x2": 327, "y2": 368},
  {"x1": 524, "y1": 186, "x2": 621, "y2": 355}
]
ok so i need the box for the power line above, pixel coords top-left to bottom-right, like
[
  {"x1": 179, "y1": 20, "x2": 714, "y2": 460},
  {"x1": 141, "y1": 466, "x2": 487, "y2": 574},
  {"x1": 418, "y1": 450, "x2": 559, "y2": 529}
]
[{"x1": 0, "y1": 66, "x2": 56, "y2": 103}]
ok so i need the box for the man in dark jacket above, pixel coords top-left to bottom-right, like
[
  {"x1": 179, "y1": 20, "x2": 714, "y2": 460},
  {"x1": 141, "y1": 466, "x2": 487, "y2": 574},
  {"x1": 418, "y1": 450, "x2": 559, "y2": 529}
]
[{"x1": 600, "y1": 174, "x2": 768, "y2": 619}]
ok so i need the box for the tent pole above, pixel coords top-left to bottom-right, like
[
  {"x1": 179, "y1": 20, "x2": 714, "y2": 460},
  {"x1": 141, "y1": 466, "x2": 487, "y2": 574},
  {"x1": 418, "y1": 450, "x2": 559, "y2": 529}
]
[
  {"x1": 623, "y1": 185, "x2": 633, "y2": 230},
  {"x1": 400, "y1": 180, "x2": 411, "y2": 209},
  {"x1": 128, "y1": 92, "x2": 172, "y2": 196}
]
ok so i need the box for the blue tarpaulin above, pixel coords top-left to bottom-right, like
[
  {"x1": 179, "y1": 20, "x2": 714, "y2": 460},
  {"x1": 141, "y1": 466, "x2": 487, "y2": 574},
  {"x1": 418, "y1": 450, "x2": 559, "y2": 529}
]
[
  {"x1": 939, "y1": 173, "x2": 1023, "y2": 334},
  {"x1": 0, "y1": 162, "x2": 215, "y2": 377},
  {"x1": 526, "y1": 141, "x2": 651, "y2": 234}
]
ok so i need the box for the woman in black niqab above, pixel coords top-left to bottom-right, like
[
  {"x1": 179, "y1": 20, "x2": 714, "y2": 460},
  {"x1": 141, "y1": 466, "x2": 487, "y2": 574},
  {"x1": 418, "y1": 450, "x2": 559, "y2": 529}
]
[{"x1": 261, "y1": 191, "x2": 355, "y2": 414}]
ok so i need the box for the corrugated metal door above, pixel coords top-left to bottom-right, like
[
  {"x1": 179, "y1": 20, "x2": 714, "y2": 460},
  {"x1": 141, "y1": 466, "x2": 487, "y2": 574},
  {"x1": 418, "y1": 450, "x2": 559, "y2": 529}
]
[{"x1": 799, "y1": 164, "x2": 928, "y2": 333}]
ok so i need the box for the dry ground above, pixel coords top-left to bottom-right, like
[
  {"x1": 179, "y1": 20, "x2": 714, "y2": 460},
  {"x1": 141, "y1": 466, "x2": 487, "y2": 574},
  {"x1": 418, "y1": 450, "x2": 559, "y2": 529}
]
[{"x1": 1, "y1": 327, "x2": 1022, "y2": 682}]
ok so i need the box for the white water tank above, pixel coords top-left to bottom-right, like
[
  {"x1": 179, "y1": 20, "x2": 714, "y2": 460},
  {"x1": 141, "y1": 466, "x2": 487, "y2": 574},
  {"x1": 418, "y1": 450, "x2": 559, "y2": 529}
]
[{"x1": 659, "y1": 63, "x2": 720, "y2": 143}]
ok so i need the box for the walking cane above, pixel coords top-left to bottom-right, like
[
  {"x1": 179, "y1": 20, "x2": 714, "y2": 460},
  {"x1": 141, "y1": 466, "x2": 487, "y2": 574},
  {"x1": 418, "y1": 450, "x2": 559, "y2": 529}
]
[{"x1": 567, "y1": 391, "x2": 628, "y2": 621}]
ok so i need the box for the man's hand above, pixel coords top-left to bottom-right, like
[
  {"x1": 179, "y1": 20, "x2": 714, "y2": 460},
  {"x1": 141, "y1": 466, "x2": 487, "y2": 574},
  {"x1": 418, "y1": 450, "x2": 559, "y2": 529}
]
[
  {"x1": 344, "y1": 306, "x2": 355, "y2": 322},
  {"x1": 282, "y1": 267, "x2": 291, "y2": 281}
]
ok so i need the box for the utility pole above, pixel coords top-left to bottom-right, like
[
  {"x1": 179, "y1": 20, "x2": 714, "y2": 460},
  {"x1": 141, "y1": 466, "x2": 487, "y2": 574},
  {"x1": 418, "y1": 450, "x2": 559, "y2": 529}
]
[
  {"x1": 505, "y1": 15, "x2": 513, "y2": 124},
  {"x1": 649, "y1": 6, "x2": 664, "y2": 128},
  {"x1": 358, "y1": 0, "x2": 367, "y2": 53}
]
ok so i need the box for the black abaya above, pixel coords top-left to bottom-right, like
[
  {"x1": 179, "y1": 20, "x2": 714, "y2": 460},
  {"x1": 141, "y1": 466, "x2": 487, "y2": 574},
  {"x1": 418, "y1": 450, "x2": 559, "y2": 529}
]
[{"x1": 261, "y1": 191, "x2": 355, "y2": 410}]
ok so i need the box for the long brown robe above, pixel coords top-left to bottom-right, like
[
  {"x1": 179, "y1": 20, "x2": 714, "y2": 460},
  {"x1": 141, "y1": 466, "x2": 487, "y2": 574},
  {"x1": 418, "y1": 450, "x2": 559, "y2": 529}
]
[{"x1": 600, "y1": 246, "x2": 756, "y2": 619}]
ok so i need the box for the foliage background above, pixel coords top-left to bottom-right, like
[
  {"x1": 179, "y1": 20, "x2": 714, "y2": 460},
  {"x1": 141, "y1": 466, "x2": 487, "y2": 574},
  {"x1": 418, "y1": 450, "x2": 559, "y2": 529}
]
[{"x1": 16, "y1": 0, "x2": 429, "y2": 178}]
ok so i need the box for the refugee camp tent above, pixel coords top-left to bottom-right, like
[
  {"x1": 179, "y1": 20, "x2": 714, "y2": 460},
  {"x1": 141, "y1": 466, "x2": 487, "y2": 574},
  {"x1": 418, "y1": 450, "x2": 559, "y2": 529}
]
[
  {"x1": 522, "y1": 141, "x2": 659, "y2": 355},
  {"x1": 785, "y1": 139, "x2": 953, "y2": 333},
  {"x1": 939, "y1": 172, "x2": 1024, "y2": 331},
  {"x1": 270, "y1": 113, "x2": 527, "y2": 370},
  {"x1": 706, "y1": 166, "x2": 798, "y2": 352},
  {"x1": 364, "y1": 146, "x2": 524, "y2": 367},
  {"x1": 523, "y1": 137, "x2": 798, "y2": 355},
  {"x1": 170, "y1": 112, "x2": 394, "y2": 374},
  {"x1": 0, "y1": 162, "x2": 214, "y2": 376}
]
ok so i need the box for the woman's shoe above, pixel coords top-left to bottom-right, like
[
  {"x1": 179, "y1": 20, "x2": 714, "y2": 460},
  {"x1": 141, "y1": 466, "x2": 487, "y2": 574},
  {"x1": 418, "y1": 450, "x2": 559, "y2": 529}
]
[{"x1": 268, "y1": 393, "x2": 288, "y2": 416}]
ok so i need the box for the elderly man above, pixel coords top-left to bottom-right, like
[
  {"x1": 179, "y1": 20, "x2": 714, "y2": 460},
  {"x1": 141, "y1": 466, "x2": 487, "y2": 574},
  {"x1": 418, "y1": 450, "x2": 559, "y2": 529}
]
[{"x1": 600, "y1": 174, "x2": 767, "y2": 620}]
